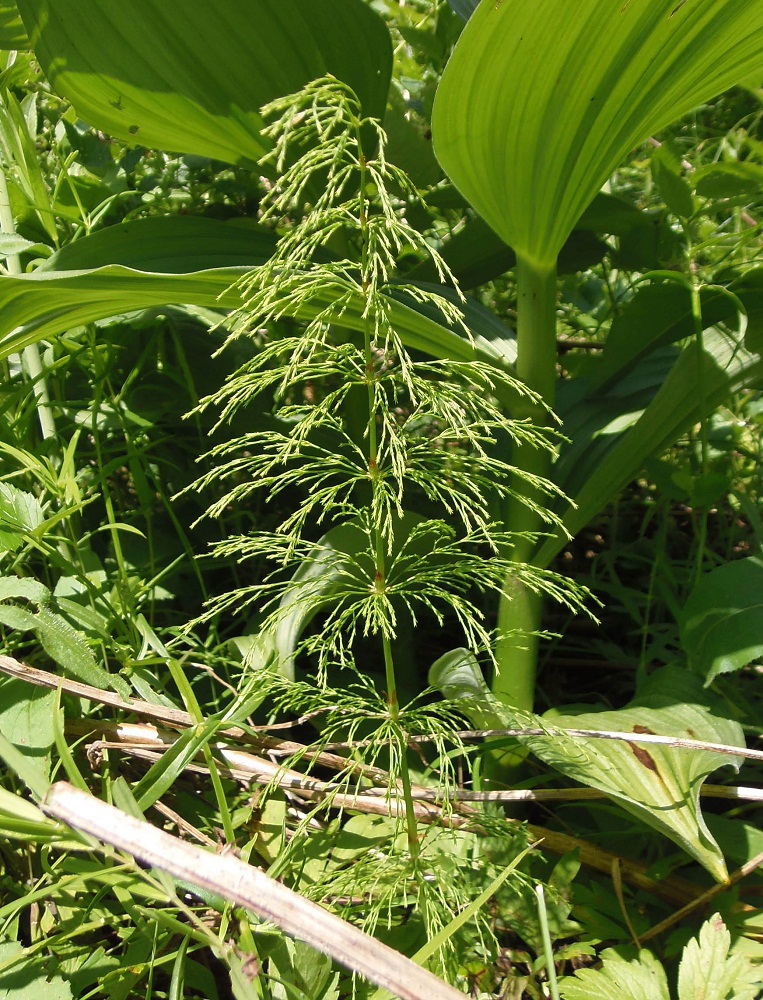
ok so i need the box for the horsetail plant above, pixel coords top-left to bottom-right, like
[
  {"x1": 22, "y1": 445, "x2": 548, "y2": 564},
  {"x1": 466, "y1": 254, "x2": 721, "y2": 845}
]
[{"x1": 190, "y1": 77, "x2": 589, "y2": 869}]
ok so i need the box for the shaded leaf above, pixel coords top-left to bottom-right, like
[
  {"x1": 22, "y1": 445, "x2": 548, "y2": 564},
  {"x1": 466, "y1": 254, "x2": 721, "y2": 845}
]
[
  {"x1": 538, "y1": 326, "x2": 763, "y2": 567},
  {"x1": 38, "y1": 216, "x2": 280, "y2": 274},
  {"x1": 594, "y1": 279, "x2": 736, "y2": 390},
  {"x1": 433, "y1": 0, "x2": 763, "y2": 267},
  {"x1": 18, "y1": 0, "x2": 392, "y2": 168},
  {"x1": 651, "y1": 145, "x2": 694, "y2": 219},
  {"x1": 694, "y1": 161, "x2": 763, "y2": 200},
  {"x1": 680, "y1": 556, "x2": 763, "y2": 684},
  {"x1": 444, "y1": 0, "x2": 479, "y2": 22}
]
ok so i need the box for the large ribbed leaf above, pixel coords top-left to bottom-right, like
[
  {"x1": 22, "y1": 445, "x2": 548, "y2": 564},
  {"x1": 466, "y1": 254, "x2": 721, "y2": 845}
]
[
  {"x1": 0, "y1": 216, "x2": 515, "y2": 372},
  {"x1": 431, "y1": 651, "x2": 744, "y2": 881},
  {"x1": 16, "y1": 0, "x2": 392, "y2": 168},
  {"x1": 432, "y1": 0, "x2": 763, "y2": 267}
]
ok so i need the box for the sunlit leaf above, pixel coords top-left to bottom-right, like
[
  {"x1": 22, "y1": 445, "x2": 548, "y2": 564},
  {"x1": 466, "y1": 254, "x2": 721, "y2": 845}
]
[
  {"x1": 17, "y1": 0, "x2": 392, "y2": 168},
  {"x1": 678, "y1": 913, "x2": 761, "y2": 1000},
  {"x1": 0, "y1": 481, "x2": 42, "y2": 551},
  {"x1": 558, "y1": 947, "x2": 670, "y2": 1000},
  {"x1": 433, "y1": 0, "x2": 763, "y2": 267},
  {"x1": 0, "y1": 940, "x2": 73, "y2": 999},
  {"x1": 0, "y1": 216, "x2": 518, "y2": 379}
]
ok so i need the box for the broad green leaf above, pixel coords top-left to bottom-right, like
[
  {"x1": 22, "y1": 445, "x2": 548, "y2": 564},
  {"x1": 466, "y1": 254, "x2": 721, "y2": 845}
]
[
  {"x1": 432, "y1": 0, "x2": 763, "y2": 267},
  {"x1": 0, "y1": 3, "x2": 26, "y2": 49},
  {"x1": 12, "y1": 270, "x2": 509, "y2": 377},
  {"x1": 680, "y1": 556, "x2": 763, "y2": 684},
  {"x1": 38, "y1": 216, "x2": 280, "y2": 274},
  {"x1": 17, "y1": 0, "x2": 392, "y2": 168},
  {"x1": 0, "y1": 577, "x2": 129, "y2": 696},
  {"x1": 0, "y1": 676, "x2": 54, "y2": 785},
  {"x1": 431, "y1": 652, "x2": 743, "y2": 880},
  {"x1": 268, "y1": 523, "x2": 370, "y2": 680},
  {"x1": 678, "y1": 913, "x2": 761, "y2": 1000},
  {"x1": 694, "y1": 161, "x2": 763, "y2": 200},
  {"x1": 593, "y1": 280, "x2": 736, "y2": 390}
]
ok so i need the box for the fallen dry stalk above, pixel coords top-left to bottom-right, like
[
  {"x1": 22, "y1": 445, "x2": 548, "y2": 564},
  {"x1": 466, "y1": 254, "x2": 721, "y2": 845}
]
[
  {"x1": 42, "y1": 782, "x2": 466, "y2": 1000},
  {"x1": 2, "y1": 657, "x2": 717, "y2": 906}
]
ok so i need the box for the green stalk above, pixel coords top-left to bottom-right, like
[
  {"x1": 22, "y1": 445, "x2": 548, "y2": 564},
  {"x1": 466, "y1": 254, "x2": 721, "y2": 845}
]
[
  {"x1": 494, "y1": 254, "x2": 558, "y2": 711},
  {"x1": 358, "y1": 144, "x2": 420, "y2": 860},
  {"x1": 0, "y1": 167, "x2": 55, "y2": 441}
]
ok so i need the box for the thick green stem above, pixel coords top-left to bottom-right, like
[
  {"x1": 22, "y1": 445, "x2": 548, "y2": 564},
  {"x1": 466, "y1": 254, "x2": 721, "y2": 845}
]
[{"x1": 494, "y1": 254, "x2": 558, "y2": 711}]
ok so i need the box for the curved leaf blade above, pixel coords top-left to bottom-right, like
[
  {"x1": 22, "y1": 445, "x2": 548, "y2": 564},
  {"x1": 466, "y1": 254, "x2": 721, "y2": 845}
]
[
  {"x1": 432, "y1": 0, "x2": 763, "y2": 266},
  {"x1": 17, "y1": 0, "x2": 392, "y2": 168},
  {"x1": 537, "y1": 326, "x2": 763, "y2": 567},
  {"x1": 0, "y1": 216, "x2": 518, "y2": 374}
]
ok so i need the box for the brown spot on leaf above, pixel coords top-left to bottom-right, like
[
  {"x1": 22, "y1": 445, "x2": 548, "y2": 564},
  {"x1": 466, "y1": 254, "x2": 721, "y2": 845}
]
[
  {"x1": 632, "y1": 724, "x2": 655, "y2": 735},
  {"x1": 629, "y1": 742, "x2": 659, "y2": 772}
]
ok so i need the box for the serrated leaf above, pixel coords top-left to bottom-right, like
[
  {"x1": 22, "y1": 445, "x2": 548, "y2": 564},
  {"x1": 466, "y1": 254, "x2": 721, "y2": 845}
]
[
  {"x1": 430, "y1": 653, "x2": 743, "y2": 880},
  {"x1": 0, "y1": 482, "x2": 43, "y2": 552},
  {"x1": 433, "y1": 0, "x2": 763, "y2": 267},
  {"x1": 678, "y1": 913, "x2": 761, "y2": 1000},
  {"x1": 681, "y1": 556, "x2": 763, "y2": 683},
  {"x1": 0, "y1": 577, "x2": 129, "y2": 697},
  {"x1": 17, "y1": 0, "x2": 392, "y2": 169},
  {"x1": 558, "y1": 947, "x2": 670, "y2": 1000}
]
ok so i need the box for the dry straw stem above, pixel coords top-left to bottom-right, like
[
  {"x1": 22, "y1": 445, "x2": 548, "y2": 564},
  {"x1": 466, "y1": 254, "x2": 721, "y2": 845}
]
[
  {"x1": 41, "y1": 782, "x2": 466, "y2": 1000},
  {"x1": 0, "y1": 655, "x2": 386, "y2": 782},
  {"x1": 0, "y1": 656, "x2": 720, "y2": 905}
]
